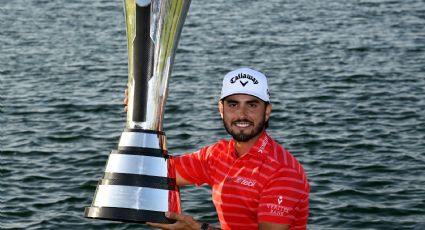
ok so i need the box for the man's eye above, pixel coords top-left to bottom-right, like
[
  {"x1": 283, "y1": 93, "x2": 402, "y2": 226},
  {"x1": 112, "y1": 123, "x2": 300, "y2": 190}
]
[{"x1": 248, "y1": 103, "x2": 257, "y2": 108}]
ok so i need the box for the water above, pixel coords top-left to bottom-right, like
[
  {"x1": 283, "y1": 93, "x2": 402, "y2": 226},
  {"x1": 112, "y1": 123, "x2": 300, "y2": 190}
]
[{"x1": 1, "y1": 0, "x2": 425, "y2": 229}]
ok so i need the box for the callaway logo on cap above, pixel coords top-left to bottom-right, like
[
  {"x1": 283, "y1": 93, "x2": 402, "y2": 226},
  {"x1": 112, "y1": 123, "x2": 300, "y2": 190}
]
[{"x1": 220, "y1": 67, "x2": 270, "y2": 102}]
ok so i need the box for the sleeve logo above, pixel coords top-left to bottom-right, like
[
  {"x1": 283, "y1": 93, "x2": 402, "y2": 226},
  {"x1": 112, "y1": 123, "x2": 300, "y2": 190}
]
[{"x1": 278, "y1": 195, "x2": 283, "y2": 205}]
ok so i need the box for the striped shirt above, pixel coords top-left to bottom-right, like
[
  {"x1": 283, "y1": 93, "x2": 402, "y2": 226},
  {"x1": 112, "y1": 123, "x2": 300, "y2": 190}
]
[{"x1": 175, "y1": 131, "x2": 309, "y2": 229}]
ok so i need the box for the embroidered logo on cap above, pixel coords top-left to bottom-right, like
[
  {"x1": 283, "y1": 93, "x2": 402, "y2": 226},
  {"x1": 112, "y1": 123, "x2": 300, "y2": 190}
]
[
  {"x1": 230, "y1": 73, "x2": 259, "y2": 85},
  {"x1": 240, "y1": 81, "x2": 248, "y2": 87}
]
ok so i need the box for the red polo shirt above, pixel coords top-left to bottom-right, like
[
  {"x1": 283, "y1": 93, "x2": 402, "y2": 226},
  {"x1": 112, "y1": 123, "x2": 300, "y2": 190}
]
[{"x1": 175, "y1": 131, "x2": 309, "y2": 229}]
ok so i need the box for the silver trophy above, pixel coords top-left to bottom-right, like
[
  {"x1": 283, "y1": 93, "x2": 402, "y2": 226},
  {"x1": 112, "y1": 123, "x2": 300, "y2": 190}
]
[{"x1": 84, "y1": 0, "x2": 191, "y2": 224}]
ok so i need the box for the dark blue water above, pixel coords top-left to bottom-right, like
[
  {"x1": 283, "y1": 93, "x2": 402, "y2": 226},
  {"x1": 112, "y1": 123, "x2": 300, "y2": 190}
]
[{"x1": 1, "y1": 0, "x2": 425, "y2": 229}]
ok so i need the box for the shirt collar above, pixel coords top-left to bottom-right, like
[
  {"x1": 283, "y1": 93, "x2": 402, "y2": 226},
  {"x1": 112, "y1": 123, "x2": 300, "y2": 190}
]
[{"x1": 229, "y1": 131, "x2": 272, "y2": 158}]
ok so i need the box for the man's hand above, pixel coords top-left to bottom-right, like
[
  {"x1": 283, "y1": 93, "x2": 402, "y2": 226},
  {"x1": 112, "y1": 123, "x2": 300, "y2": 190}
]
[
  {"x1": 123, "y1": 88, "x2": 128, "y2": 112},
  {"x1": 146, "y1": 212, "x2": 202, "y2": 230}
]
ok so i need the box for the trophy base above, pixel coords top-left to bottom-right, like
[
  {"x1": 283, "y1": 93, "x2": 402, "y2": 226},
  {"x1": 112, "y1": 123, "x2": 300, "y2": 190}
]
[
  {"x1": 84, "y1": 129, "x2": 180, "y2": 224},
  {"x1": 84, "y1": 206, "x2": 176, "y2": 224}
]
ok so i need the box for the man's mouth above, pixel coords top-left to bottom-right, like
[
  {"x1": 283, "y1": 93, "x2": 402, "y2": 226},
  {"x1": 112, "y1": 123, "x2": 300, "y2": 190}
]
[{"x1": 233, "y1": 121, "x2": 253, "y2": 128}]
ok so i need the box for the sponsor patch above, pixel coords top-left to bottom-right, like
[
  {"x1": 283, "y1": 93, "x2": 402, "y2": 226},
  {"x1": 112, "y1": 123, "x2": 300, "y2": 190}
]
[
  {"x1": 278, "y1": 195, "x2": 283, "y2": 205},
  {"x1": 234, "y1": 176, "x2": 257, "y2": 187},
  {"x1": 267, "y1": 203, "x2": 290, "y2": 216}
]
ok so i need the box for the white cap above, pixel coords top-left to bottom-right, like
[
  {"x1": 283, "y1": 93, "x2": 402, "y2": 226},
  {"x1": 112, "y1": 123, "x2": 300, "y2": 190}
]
[{"x1": 220, "y1": 67, "x2": 270, "y2": 102}]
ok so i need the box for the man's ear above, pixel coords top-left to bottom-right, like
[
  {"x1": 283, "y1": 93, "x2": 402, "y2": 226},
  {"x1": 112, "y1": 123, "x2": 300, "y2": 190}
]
[
  {"x1": 265, "y1": 103, "x2": 272, "y2": 121},
  {"x1": 218, "y1": 100, "x2": 224, "y2": 119}
]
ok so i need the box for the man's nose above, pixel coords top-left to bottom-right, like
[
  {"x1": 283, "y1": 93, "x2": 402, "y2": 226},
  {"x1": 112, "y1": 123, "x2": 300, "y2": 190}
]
[{"x1": 237, "y1": 105, "x2": 249, "y2": 118}]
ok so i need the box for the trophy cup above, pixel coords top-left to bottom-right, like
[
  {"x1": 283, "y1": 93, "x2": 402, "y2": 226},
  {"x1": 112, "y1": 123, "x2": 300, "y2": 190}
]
[{"x1": 84, "y1": 0, "x2": 191, "y2": 223}]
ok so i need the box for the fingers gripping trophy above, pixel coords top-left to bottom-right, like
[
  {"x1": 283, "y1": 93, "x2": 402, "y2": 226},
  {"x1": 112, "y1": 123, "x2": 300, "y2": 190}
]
[{"x1": 84, "y1": 0, "x2": 191, "y2": 224}]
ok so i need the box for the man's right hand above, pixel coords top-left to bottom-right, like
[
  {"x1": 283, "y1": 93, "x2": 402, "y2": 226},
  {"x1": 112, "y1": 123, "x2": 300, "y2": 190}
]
[
  {"x1": 146, "y1": 212, "x2": 203, "y2": 230},
  {"x1": 123, "y1": 88, "x2": 128, "y2": 112}
]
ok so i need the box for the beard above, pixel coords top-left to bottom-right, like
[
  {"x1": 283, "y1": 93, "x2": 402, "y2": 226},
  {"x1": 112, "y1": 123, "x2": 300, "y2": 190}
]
[{"x1": 223, "y1": 112, "x2": 267, "y2": 142}]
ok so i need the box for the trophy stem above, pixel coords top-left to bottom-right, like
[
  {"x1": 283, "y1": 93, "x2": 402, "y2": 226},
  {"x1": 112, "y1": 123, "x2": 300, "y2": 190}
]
[{"x1": 132, "y1": 2, "x2": 154, "y2": 123}]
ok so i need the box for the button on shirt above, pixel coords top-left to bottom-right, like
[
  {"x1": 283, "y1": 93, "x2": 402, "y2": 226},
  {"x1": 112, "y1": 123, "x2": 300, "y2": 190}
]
[{"x1": 175, "y1": 131, "x2": 310, "y2": 229}]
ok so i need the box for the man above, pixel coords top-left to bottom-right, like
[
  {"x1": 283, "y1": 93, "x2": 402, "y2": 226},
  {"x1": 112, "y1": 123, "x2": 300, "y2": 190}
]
[{"x1": 124, "y1": 68, "x2": 310, "y2": 230}]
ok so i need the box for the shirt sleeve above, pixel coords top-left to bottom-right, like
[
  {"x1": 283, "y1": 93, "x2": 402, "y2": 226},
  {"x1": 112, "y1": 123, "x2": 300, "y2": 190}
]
[
  {"x1": 174, "y1": 146, "x2": 214, "y2": 186},
  {"x1": 257, "y1": 167, "x2": 309, "y2": 226}
]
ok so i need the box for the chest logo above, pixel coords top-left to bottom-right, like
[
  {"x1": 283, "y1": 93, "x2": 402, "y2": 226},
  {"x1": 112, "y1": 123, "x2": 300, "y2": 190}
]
[
  {"x1": 234, "y1": 177, "x2": 257, "y2": 187},
  {"x1": 258, "y1": 136, "x2": 269, "y2": 154}
]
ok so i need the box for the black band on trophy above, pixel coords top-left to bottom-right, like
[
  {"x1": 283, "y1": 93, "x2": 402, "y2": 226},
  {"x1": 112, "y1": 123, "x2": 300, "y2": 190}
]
[
  {"x1": 84, "y1": 207, "x2": 177, "y2": 224},
  {"x1": 113, "y1": 148, "x2": 169, "y2": 158},
  {"x1": 102, "y1": 173, "x2": 178, "y2": 191},
  {"x1": 123, "y1": 128, "x2": 166, "y2": 135}
]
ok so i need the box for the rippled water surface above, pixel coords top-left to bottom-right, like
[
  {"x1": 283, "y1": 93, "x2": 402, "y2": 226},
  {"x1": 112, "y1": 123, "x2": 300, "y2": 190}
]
[{"x1": 1, "y1": 0, "x2": 425, "y2": 229}]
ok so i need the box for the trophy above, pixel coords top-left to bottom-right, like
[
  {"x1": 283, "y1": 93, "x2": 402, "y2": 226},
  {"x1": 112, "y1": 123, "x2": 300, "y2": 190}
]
[{"x1": 84, "y1": 0, "x2": 191, "y2": 224}]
